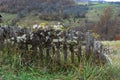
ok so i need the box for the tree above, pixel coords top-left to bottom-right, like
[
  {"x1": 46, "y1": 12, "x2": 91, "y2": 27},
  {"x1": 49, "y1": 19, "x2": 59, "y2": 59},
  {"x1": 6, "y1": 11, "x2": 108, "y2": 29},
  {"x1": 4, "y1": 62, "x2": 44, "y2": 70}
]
[{"x1": 96, "y1": 7, "x2": 116, "y2": 40}]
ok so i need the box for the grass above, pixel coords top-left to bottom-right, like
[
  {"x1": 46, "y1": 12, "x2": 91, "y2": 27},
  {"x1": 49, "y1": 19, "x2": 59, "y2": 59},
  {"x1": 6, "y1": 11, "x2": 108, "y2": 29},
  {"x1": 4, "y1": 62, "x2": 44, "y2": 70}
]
[
  {"x1": 90, "y1": 3, "x2": 111, "y2": 8},
  {"x1": 102, "y1": 41, "x2": 120, "y2": 71},
  {"x1": 102, "y1": 41, "x2": 120, "y2": 69},
  {"x1": 0, "y1": 58, "x2": 120, "y2": 80},
  {"x1": 0, "y1": 41, "x2": 120, "y2": 80},
  {"x1": 102, "y1": 41, "x2": 120, "y2": 47},
  {"x1": 78, "y1": 2, "x2": 89, "y2": 5},
  {"x1": 0, "y1": 67, "x2": 75, "y2": 80},
  {"x1": 0, "y1": 12, "x2": 17, "y2": 25}
]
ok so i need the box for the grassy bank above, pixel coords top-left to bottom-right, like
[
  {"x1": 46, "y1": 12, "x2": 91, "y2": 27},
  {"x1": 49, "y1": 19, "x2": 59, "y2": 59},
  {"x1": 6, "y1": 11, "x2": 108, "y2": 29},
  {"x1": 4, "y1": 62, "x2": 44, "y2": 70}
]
[{"x1": 0, "y1": 41, "x2": 120, "y2": 80}]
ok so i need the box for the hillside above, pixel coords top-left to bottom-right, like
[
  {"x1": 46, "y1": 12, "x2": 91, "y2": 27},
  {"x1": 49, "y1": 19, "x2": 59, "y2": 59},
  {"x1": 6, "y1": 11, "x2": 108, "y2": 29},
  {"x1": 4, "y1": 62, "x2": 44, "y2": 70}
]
[
  {"x1": 0, "y1": 0, "x2": 75, "y2": 13},
  {"x1": 0, "y1": 0, "x2": 89, "y2": 26}
]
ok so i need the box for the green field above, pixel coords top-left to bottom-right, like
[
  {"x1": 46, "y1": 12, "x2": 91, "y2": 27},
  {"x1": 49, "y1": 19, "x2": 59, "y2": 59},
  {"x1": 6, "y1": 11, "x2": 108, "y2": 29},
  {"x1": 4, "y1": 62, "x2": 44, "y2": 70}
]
[{"x1": 0, "y1": 12, "x2": 17, "y2": 25}]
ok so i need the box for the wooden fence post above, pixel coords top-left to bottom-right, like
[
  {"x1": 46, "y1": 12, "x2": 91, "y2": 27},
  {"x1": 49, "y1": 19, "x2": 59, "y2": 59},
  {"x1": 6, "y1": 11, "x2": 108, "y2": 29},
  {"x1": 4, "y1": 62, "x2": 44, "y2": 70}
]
[
  {"x1": 63, "y1": 31, "x2": 67, "y2": 63},
  {"x1": 93, "y1": 39, "x2": 98, "y2": 63},
  {"x1": 39, "y1": 44, "x2": 44, "y2": 65},
  {"x1": 77, "y1": 31, "x2": 82, "y2": 62},
  {"x1": 69, "y1": 31, "x2": 75, "y2": 63},
  {"x1": 69, "y1": 44, "x2": 74, "y2": 63},
  {"x1": 45, "y1": 47, "x2": 51, "y2": 65},
  {"x1": 31, "y1": 46, "x2": 37, "y2": 62},
  {"x1": 85, "y1": 32, "x2": 91, "y2": 59},
  {"x1": 56, "y1": 42, "x2": 61, "y2": 65}
]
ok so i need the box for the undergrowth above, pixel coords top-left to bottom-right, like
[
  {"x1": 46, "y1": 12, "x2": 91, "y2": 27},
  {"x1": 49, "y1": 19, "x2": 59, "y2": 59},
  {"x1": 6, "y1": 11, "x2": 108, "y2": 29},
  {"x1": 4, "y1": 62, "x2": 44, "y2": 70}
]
[{"x1": 0, "y1": 43, "x2": 120, "y2": 80}]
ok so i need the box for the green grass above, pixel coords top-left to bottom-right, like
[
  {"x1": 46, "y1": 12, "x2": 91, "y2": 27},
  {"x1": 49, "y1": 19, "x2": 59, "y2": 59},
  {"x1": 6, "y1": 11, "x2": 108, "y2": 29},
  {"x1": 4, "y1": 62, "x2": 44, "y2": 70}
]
[
  {"x1": 90, "y1": 3, "x2": 111, "y2": 8},
  {"x1": 78, "y1": 2, "x2": 89, "y2": 5},
  {"x1": 0, "y1": 59, "x2": 120, "y2": 80},
  {"x1": 0, "y1": 12, "x2": 17, "y2": 25},
  {"x1": 0, "y1": 69, "x2": 75, "y2": 80},
  {"x1": 102, "y1": 41, "x2": 120, "y2": 47},
  {"x1": 0, "y1": 41, "x2": 120, "y2": 80}
]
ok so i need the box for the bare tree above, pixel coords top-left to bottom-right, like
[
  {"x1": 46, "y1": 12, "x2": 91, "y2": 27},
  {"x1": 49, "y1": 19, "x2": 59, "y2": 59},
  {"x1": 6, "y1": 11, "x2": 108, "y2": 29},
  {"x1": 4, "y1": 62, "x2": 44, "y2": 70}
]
[{"x1": 96, "y1": 7, "x2": 116, "y2": 40}]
